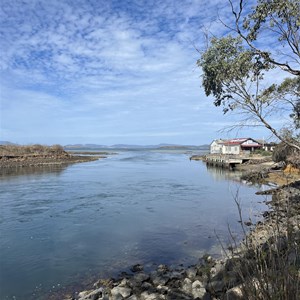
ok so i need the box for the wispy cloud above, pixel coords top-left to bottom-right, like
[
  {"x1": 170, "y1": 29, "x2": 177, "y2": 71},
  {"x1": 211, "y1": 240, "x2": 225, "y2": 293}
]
[{"x1": 0, "y1": 0, "x2": 277, "y2": 144}]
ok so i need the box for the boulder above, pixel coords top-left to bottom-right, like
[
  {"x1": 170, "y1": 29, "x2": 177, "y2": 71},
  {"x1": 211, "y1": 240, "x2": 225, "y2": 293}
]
[
  {"x1": 223, "y1": 285, "x2": 244, "y2": 300},
  {"x1": 186, "y1": 267, "x2": 197, "y2": 280},
  {"x1": 111, "y1": 286, "x2": 131, "y2": 298},
  {"x1": 78, "y1": 288, "x2": 104, "y2": 300},
  {"x1": 192, "y1": 280, "x2": 206, "y2": 299},
  {"x1": 181, "y1": 277, "x2": 192, "y2": 294}
]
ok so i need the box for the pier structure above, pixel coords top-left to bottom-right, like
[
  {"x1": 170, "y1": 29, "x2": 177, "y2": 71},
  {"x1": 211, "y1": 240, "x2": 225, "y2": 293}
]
[{"x1": 204, "y1": 154, "x2": 249, "y2": 170}]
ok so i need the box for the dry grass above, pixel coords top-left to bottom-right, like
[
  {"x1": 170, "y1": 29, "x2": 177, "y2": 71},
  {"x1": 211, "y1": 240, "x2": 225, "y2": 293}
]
[
  {"x1": 221, "y1": 184, "x2": 300, "y2": 300},
  {"x1": 0, "y1": 144, "x2": 66, "y2": 157}
]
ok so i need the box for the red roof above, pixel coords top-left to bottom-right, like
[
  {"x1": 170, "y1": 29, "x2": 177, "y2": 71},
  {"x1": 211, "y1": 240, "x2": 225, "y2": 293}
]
[{"x1": 220, "y1": 138, "x2": 261, "y2": 146}]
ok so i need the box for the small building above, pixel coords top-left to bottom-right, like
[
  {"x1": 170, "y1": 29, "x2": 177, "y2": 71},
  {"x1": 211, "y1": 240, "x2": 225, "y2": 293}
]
[
  {"x1": 210, "y1": 138, "x2": 262, "y2": 155},
  {"x1": 210, "y1": 139, "x2": 225, "y2": 154},
  {"x1": 256, "y1": 140, "x2": 277, "y2": 152}
]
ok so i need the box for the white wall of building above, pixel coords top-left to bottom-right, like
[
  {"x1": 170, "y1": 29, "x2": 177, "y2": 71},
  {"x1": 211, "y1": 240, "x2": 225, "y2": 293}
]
[{"x1": 221, "y1": 145, "x2": 240, "y2": 155}]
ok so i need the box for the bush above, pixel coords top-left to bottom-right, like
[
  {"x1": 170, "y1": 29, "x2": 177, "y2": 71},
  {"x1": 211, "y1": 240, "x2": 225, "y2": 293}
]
[
  {"x1": 220, "y1": 186, "x2": 300, "y2": 300},
  {"x1": 273, "y1": 142, "x2": 300, "y2": 168}
]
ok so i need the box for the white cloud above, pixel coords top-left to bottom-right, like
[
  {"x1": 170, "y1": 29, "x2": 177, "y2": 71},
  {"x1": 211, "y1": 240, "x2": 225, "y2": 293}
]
[{"x1": 1, "y1": 0, "x2": 283, "y2": 145}]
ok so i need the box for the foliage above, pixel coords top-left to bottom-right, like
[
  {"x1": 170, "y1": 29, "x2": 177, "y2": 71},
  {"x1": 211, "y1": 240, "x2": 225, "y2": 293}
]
[
  {"x1": 272, "y1": 142, "x2": 293, "y2": 162},
  {"x1": 0, "y1": 144, "x2": 67, "y2": 156},
  {"x1": 241, "y1": 0, "x2": 300, "y2": 76},
  {"x1": 197, "y1": 0, "x2": 300, "y2": 151},
  {"x1": 253, "y1": 148, "x2": 272, "y2": 156}
]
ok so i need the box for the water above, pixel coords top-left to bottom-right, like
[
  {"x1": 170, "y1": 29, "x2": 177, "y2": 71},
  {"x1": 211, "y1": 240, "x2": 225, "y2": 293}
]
[{"x1": 0, "y1": 150, "x2": 267, "y2": 299}]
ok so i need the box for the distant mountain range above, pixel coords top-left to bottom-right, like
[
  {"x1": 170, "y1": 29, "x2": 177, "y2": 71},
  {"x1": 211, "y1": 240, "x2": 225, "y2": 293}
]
[
  {"x1": 64, "y1": 143, "x2": 210, "y2": 150},
  {"x1": 0, "y1": 141, "x2": 18, "y2": 145}
]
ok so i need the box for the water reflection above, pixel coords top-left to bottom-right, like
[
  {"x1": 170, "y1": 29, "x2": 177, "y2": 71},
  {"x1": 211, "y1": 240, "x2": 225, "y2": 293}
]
[
  {"x1": 0, "y1": 165, "x2": 67, "y2": 180},
  {"x1": 0, "y1": 151, "x2": 266, "y2": 300},
  {"x1": 205, "y1": 163, "x2": 244, "y2": 183}
]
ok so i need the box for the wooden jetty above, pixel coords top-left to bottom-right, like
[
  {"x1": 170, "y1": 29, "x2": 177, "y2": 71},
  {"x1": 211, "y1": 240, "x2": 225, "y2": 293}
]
[{"x1": 204, "y1": 154, "x2": 250, "y2": 170}]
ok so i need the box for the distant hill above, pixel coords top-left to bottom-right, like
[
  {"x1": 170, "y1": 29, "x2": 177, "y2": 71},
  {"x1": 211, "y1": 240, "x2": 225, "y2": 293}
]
[
  {"x1": 0, "y1": 141, "x2": 18, "y2": 145},
  {"x1": 64, "y1": 143, "x2": 210, "y2": 150},
  {"x1": 64, "y1": 144, "x2": 107, "y2": 149}
]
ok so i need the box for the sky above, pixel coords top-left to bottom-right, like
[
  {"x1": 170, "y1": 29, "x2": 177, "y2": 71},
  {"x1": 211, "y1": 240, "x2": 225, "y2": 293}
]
[{"x1": 0, "y1": 0, "x2": 287, "y2": 145}]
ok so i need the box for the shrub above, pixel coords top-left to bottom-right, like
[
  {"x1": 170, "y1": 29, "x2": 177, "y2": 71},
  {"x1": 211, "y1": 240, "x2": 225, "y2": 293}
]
[{"x1": 221, "y1": 186, "x2": 300, "y2": 300}]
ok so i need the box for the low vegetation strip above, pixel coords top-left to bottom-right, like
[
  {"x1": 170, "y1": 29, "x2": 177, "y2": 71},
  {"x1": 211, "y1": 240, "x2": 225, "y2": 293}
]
[{"x1": 0, "y1": 144, "x2": 100, "y2": 168}]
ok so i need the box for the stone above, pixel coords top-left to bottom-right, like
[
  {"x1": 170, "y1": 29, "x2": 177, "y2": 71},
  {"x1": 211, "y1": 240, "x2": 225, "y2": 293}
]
[
  {"x1": 111, "y1": 286, "x2": 131, "y2": 298},
  {"x1": 156, "y1": 264, "x2": 169, "y2": 274},
  {"x1": 167, "y1": 289, "x2": 191, "y2": 300},
  {"x1": 150, "y1": 271, "x2": 170, "y2": 286},
  {"x1": 156, "y1": 285, "x2": 169, "y2": 295},
  {"x1": 224, "y1": 285, "x2": 244, "y2": 300},
  {"x1": 141, "y1": 282, "x2": 154, "y2": 292},
  {"x1": 78, "y1": 288, "x2": 104, "y2": 300},
  {"x1": 131, "y1": 264, "x2": 144, "y2": 272},
  {"x1": 186, "y1": 267, "x2": 197, "y2": 280},
  {"x1": 127, "y1": 295, "x2": 139, "y2": 300},
  {"x1": 78, "y1": 291, "x2": 90, "y2": 298},
  {"x1": 181, "y1": 277, "x2": 192, "y2": 294},
  {"x1": 207, "y1": 280, "x2": 224, "y2": 294},
  {"x1": 169, "y1": 270, "x2": 183, "y2": 280},
  {"x1": 192, "y1": 280, "x2": 206, "y2": 299},
  {"x1": 140, "y1": 291, "x2": 165, "y2": 300},
  {"x1": 118, "y1": 278, "x2": 130, "y2": 287},
  {"x1": 133, "y1": 272, "x2": 150, "y2": 283},
  {"x1": 109, "y1": 293, "x2": 123, "y2": 300}
]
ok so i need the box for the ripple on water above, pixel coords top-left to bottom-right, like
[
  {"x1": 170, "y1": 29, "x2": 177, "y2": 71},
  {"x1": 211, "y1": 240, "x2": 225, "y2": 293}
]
[{"x1": 0, "y1": 150, "x2": 267, "y2": 300}]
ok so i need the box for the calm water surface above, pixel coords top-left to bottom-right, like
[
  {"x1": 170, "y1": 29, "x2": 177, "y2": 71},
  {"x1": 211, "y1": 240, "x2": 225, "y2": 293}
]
[{"x1": 0, "y1": 150, "x2": 267, "y2": 299}]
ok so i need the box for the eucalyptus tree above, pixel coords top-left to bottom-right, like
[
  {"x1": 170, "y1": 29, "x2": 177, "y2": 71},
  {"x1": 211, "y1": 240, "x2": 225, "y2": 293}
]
[{"x1": 198, "y1": 0, "x2": 300, "y2": 151}]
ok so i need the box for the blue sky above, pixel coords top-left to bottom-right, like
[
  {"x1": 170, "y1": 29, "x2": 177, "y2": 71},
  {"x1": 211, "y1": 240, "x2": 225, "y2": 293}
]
[{"x1": 0, "y1": 0, "x2": 284, "y2": 145}]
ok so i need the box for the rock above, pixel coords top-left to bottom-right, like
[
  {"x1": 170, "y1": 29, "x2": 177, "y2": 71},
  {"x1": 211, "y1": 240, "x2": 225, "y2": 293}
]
[
  {"x1": 151, "y1": 275, "x2": 170, "y2": 286},
  {"x1": 111, "y1": 286, "x2": 131, "y2": 298},
  {"x1": 78, "y1": 288, "x2": 104, "y2": 300},
  {"x1": 167, "y1": 289, "x2": 191, "y2": 300},
  {"x1": 133, "y1": 272, "x2": 150, "y2": 283},
  {"x1": 150, "y1": 271, "x2": 170, "y2": 286},
  {"x1": 207, "y1": 280, "x2": 224, "y2": 294},
  {"x1": 131, "y1": 264, "x2": 144, "y2": 273},
  {"x1": 78, "y1": 291, "x2": 90, "y2": 298},
  {"x1": 156, "y1": 285, "x2": 169, "y2": 295},
  {"x1": 109, "y1": 293, "x2": 123, "y2": 300},
  {"x1": 118, "y1": 278, "x2": 130, "y2": 287},
  {"x1": 181, "y1": 277, "x2": 192, "y2": 294},
  {"x1": 224, "y1": 285, "x2": 244, "y2": 300},
  {"x1": 186, "y1": 267, "x2": 197, "y2": 280},
  {"x1": 127, "y1": 295, "x2": 139, "y2": 300},
  {"x1": 192, "y1": 280, "x2": 206, "y2": 299},
  {"x1": 140, "y1": 281, "x2": 154, "y2": 292},
  {"x1": 140, "y1": 291, "x2": 165, "y2": 300},
  {"x1": 169, "y1": 270, "x2": 183, "y2": 280},
  {"x1": 156, "y1": 264, "x2": 169, "y2": 274},
  {"x1": 205, "y1": 256, "x2": 213, "y2": 263}
]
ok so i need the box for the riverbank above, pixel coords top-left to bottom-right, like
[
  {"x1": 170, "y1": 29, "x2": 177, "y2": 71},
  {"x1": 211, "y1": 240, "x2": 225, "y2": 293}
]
[
  {"x1": 0, "y1": 144, "x2": 103, "y2": 168},
  {"x1": 191, "y1": 153, "x2": 300, "y2": 186}
]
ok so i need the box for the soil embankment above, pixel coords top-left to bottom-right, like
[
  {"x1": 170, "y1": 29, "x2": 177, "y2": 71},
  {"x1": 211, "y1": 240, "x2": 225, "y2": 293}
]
[{"x1": 0, "y1": 145, "x2": 102, "y2": 168}]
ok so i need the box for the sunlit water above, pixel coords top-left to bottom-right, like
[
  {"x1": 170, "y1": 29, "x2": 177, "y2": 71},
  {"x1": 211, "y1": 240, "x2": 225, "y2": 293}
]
[{"x1": 0, "y1": 150, "x2": 267, "y2": 299}]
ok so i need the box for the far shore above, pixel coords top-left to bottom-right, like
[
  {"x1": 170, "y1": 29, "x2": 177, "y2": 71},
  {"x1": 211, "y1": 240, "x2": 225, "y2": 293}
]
[{"x1": 0, "y1": 144, "x2": 104, "y2": 168}]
